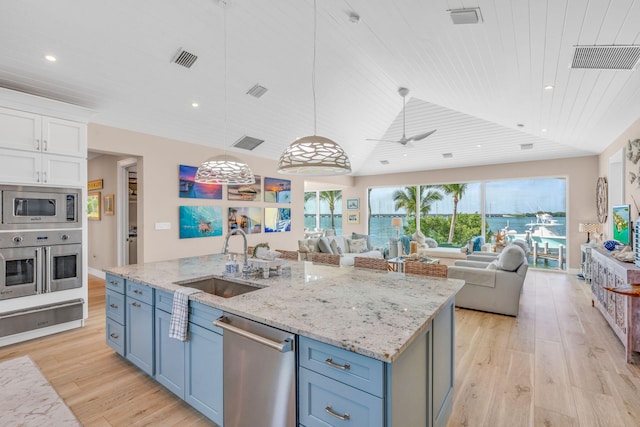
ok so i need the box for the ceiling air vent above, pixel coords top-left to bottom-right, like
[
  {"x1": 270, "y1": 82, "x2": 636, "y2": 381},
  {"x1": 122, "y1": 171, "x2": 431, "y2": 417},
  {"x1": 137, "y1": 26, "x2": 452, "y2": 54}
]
[
  {"x1": 571, "y1": 45, "x2": 640, "y2": 70},
  {"x1": 246, "y1": 84, "x2": 268, "y2": 98},
  {"x1": 233, "y1": 135, "x2": 264, "y2": 151},
  {"x1": 172, "y1": 48, "x2": 198, "y2": 69},
  {"x1": 449, "y1": 8, "x2": 482, "y2": 25},
  {"x1": 380, "y1": 160, "x2": 389, "y2": 165}
]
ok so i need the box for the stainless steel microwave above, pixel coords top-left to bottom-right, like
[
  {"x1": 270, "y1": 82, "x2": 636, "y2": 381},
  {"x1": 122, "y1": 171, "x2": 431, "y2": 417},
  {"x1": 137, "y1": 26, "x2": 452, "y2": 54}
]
[{"x1": 1, "y1": 185, "x2": 80, "y2": 229}]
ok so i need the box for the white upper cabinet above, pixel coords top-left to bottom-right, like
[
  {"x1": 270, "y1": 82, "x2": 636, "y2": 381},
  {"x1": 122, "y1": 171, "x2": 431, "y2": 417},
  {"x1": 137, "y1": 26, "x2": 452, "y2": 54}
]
[{"x1": 0, "y1": 107, "x2": 86, "y2": 158}]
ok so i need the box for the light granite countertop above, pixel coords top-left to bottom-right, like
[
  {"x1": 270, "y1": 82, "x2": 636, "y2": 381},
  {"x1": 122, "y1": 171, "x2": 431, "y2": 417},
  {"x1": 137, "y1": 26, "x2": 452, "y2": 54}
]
[{"x1": 104, "y1": 254, "x2": 464, "y2": 363}]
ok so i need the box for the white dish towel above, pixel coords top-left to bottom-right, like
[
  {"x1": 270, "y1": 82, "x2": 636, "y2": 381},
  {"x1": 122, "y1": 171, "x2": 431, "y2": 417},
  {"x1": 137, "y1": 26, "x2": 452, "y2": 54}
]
[{"x1": 169, "y1": 287, "x2": 202, "y2": 341}]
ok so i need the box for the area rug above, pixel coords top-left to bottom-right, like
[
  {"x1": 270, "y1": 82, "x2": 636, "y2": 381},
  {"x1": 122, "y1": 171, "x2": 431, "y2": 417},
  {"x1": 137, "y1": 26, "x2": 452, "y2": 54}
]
[{"x1": 0, "y1": 355, "x2": 81, "y2": 426}]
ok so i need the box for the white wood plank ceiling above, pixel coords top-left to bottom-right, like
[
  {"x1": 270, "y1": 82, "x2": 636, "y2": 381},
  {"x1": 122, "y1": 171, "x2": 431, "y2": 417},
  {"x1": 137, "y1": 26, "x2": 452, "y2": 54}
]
[{"x1": 0, "y1": 0, "x2": 639, "y2": 176}]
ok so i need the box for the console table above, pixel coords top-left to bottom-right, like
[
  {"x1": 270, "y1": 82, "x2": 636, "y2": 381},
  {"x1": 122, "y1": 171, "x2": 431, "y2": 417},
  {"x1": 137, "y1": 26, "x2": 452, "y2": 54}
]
[{"x1": 590, "y1": 248, "x2": 640, "y2": 363}]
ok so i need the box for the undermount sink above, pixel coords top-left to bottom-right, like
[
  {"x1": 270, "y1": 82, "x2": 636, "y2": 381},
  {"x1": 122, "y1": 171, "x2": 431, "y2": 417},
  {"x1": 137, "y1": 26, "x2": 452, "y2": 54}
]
[{"x1": 175, "y1": 277, "x2": 262, "y2": 298}]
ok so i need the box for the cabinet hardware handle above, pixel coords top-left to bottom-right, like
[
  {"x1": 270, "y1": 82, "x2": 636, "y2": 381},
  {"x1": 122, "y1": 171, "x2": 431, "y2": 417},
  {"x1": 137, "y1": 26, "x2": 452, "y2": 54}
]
[
  {"x1": 325, "y1": 405, "x2": 350, "y2": 421},
  {"x1": 43, "y1": 139, "x2": 48, "y2": 151},
  {"x1": 134, "y1": 289, "x2": 142, "y2": 294},
  {"x1": 110, "y1": 333, "x2": 119, "y2": 339},
  {"x1": 43, "y1": 171, "x2": 47, "y2": 183},
  {"x1": 325, "y1": 358, "x2": 351, "y2": 371},
  {"x1": 36, "y1": 139, "x2": 40, "y2": 150},
  {"x1": 109, "y1": 304, "x2": 118, "y2": 309},
  {"x1": 110, "y1": 280, "x2": 119, "y2": 286},
  {"x1": 132, "y1": 302, "x2": 141, "y2": 307},
  {"x1": 36, "y1": 171, "x2": 40, "y2": 183}
]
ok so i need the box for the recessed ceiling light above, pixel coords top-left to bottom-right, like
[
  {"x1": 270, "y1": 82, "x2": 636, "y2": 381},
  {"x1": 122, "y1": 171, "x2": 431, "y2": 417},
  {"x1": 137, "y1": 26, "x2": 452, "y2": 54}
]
[
  {"x1": 191, "y1": 102, "x2": 199, "y2": 108},
  {"x1": 442, "y1": 153, "x2": 453, "y2": 159},
  {"x1": 348, "y1": 12, "x2": 360, "y2": 23},
  {"x1": 521, "y1": 143, "x2": 534, "y2": 150},
  {"x1": 45, "y1": 55, "x2": 56, "y2": 62},
  {"x1": 403, "y1": 153, "x2": 408, "y2": 157},
  {"x1": 476, "y1": 144, "x2": 482, "y2": 148},
  {"x1": 541, "y1": 128, "x2": 547, "y2": 133},
  {"x1": 380, "y1": 160, "x2": 389, "y2": 165},
  {"x1": 544, "y1": 85, "x2": 554, "y2": 90},
  {"x1": 517, "y1": 123, "x2": 524, "y2": 128}
]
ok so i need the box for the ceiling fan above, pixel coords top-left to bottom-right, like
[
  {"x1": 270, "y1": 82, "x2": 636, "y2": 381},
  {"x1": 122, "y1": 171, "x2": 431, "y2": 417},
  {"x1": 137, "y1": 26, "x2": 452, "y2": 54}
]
[{"x1": 367, "y1": 87, "x2": 437, "y2": 146}]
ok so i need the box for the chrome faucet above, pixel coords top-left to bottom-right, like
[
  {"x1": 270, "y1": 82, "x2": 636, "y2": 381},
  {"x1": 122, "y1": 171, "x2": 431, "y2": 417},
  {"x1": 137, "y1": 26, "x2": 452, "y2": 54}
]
[{"x1": 222, "y1": 228, "x2": 251, "y2": 276}]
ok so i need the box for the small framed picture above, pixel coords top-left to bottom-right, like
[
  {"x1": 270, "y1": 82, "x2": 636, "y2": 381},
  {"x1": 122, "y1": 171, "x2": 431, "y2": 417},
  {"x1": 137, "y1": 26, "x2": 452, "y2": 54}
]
[
  {"x1": 104, "y1": 194, "x2": 115, "y2": 216},
  {"x1": 87, "y1": 192, "x2": 101, "y2": 221},
  {"x1": 346, "y1": 198, "x2": 359, "y2": 210},
  {"x1": 347, "y1": 212, "x2": 360, "y2": 224}
]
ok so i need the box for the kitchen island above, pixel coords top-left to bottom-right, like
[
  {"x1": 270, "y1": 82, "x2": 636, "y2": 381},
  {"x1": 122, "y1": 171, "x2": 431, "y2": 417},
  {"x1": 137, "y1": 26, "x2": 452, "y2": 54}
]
[{"x1": 105, "y1": 254, "x2": 464, "y2": 427}]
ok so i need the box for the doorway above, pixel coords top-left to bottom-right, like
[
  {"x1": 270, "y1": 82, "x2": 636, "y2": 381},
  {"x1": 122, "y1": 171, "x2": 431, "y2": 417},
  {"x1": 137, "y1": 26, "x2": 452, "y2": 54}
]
[{"x1": 117, "y1": 158, "x2": 139, "y2": 266}]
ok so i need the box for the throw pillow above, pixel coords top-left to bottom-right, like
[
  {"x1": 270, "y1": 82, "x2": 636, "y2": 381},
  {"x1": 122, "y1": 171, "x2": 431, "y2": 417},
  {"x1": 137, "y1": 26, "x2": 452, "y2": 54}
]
[
  {"x1": 329, "y1": 239, "x2": 342, "y2": 255},
  {"x1": 412, "y1": 231, "x2": 426, "y2": 244},
  {"x1": 486, "y1": 260, "x2": 498, "y2": 270},
  {"x1": 424, "y1": 237, "x2": 438, "y2": 248},
  {"x1": 317, "y1": 237, "x2": 333, "y2": 254},
  {"x1": 297, "y1": 240, "x2": 310, "y2": 253},
  {"x1": 510, "y1": 239, "x2": 530, "y2": 254},
  {"x1": 349, "y1": 238, "x2": 368, "y2": 253},
  {"x1": 307, "y1": 238, "x2": 320, "y2": 252},
  {"x1": 496, "y1": 245, "x2": 525, "y2": 272},
  {"x1": 351, "y1": 233, "x2": 371, "y2": 251}
]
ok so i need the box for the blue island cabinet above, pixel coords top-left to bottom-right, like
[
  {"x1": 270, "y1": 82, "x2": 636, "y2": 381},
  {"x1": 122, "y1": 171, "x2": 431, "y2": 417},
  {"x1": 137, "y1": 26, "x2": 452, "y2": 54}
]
[
  {"x1": 153, "y1": 290, "x2": 224, "y2": 426},
  {"x1": 299, "y1": 297, "x2": 455, "y2": 427},
  {"x1": 125, "y1": 280, "x2": 155, "y2": 376}
]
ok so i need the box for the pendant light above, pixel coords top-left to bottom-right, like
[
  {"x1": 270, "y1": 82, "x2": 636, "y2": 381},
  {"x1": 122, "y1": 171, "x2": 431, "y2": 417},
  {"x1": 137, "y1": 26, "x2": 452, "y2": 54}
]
[
  {"x1": 195, "y1": 0, "x2": 255, "y2": 185},
  {"x1": 277, "y1": 0, "x2": 351, "y2": 176}
]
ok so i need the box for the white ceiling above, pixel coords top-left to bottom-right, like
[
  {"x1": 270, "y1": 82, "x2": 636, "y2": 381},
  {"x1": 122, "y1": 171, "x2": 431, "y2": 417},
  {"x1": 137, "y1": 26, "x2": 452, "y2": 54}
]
[{"x1": 1, "y1": 0, "x2": 639, "y2": 176}]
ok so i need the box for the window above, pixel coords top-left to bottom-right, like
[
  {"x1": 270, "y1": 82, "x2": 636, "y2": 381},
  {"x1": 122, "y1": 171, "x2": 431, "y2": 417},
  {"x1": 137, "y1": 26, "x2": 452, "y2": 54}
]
[{"x1": 304, "y1": 190, "x2": 343, "y2": 234}]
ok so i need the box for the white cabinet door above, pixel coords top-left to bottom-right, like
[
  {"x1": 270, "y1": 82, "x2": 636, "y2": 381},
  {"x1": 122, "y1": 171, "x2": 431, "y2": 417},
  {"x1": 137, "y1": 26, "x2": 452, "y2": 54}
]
[
  {"x1": 0, "y1": 107, "x2": 41, "y2": 152},
  {"x1": 42, "y1": 154, "x2": 86, "y2": 186},
  {"x1": 0, "y1": 147, "x2": 41, "y2": 184},
  {"x1": 0, "y1": 149, "x2": 85, "y2": 186},
  {"x1": 42, "y1": 117, "x2": 86, "y2": 158}
]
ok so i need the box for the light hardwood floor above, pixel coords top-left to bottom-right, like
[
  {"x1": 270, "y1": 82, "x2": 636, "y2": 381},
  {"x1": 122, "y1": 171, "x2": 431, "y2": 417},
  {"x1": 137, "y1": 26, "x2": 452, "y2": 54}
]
[{"x1": 1, "y1": 272, "x2": 639, "y2": 426}]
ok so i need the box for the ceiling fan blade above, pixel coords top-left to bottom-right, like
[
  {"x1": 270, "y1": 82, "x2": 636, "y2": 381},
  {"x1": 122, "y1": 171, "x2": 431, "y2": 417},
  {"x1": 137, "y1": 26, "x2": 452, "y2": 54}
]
[{"x1": 408, "y1": 129, "x2": 437, "y2": 142}]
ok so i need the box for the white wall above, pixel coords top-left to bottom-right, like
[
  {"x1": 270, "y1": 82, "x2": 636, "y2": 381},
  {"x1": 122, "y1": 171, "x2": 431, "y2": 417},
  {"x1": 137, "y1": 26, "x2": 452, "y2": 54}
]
[{"x1": 88, "y1": 123, "x2": 305, "y2": 265}]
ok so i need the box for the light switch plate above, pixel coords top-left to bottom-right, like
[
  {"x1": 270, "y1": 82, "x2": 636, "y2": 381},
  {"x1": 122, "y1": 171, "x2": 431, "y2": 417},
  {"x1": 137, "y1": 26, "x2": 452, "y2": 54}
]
[{"x1": 155, "y1": 222, "x2": 171, "y2": 230}]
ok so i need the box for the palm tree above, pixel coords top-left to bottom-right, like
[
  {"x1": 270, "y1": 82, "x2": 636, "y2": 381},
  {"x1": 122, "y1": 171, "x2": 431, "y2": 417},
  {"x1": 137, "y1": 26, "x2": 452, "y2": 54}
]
[
  {"x1": 392, "y1": 186, "x2": 442, "y2": 231},
  {"x1": 438, "y1": 184, "x2": 468, "y2": 243},
  {"x1": 318, "y1": 190, "x2": 342, "y2": 230}
]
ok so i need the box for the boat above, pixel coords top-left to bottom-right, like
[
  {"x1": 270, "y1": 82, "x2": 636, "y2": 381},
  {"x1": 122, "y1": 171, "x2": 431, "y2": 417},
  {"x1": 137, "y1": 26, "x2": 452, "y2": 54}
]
[{"x1": 502, "y1": 213, "x2": 567, "y2": 249}]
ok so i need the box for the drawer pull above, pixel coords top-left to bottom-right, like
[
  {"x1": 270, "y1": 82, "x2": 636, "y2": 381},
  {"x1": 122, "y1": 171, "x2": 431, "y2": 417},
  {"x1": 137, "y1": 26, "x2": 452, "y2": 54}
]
[
  {"x1": 133, "y1": 289, "x2": 143, "y2": 294},
  {"x1": 326, "y1": 357, "x2": 350, "y2": 371},
  {"x1": 132, "y1": 302, "x2": 141, "y2": 307},
  {"x1": 110, "y1": 280, "x2": 119, "y2": 286},
  {"x1": 110, "y1": 333, "x2": 119, "y2": 339},
  {"x1": 109, "y1": 304, "x2": 118, "y2": 309},
  {"x1": 325, "y1": 405, "x2": 350, "y2": 421}
]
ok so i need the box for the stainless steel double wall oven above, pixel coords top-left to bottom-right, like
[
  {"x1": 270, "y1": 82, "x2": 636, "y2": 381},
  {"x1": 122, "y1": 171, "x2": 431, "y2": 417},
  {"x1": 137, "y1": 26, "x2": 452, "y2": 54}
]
[{"x1": 0, "y1": 185, "x2": 82, "y2": 300}]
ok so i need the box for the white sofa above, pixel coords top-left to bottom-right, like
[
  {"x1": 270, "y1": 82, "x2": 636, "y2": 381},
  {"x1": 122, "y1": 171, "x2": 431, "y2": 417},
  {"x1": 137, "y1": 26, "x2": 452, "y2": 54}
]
[
  {"x1": 298, "y1": 235, "x2": 383, "y2": 266},
  {"x1": 447, "y1": 245, "x2": 528, "y2": 316}
]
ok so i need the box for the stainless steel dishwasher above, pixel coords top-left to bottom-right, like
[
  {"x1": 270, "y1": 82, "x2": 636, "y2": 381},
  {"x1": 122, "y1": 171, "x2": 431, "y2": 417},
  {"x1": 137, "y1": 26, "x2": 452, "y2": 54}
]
[{"x1": 214, "y1": 313, "x2": 296, "y2": 427}]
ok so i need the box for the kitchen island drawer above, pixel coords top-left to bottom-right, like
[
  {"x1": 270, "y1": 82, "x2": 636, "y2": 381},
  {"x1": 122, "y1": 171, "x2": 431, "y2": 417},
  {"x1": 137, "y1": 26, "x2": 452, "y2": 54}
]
[
  {"x1": 106, "y1": 317, "x2": 125, "y2": 356},
  {"x1": 189, "y1": 301, "x2": 223, "y2": 333},
  {"x1": 126, "y1": 280, "x2": 154, "y2": 305},
  {"x1": 105, "y1": 274, "x2": 125, "y2": 294},
  {"x1": 106, "y1": 289, "x2": 125, "y2": 324},
  {"x1": 299, "y1": 367, "x2": 383, "y2": 427},
  {"x1": 299, "y1": 336, "x2": 384, "y2": 397},
  {"x1": 155, "y1": 289, "x2": 174, "y2": 313}
]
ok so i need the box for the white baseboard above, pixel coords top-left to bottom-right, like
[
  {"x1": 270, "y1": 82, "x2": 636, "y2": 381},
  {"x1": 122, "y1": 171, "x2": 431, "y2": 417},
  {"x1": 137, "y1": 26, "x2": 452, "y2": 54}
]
[{"x1": 88, "y1": 267, "x2": 105, "y2": 279}]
